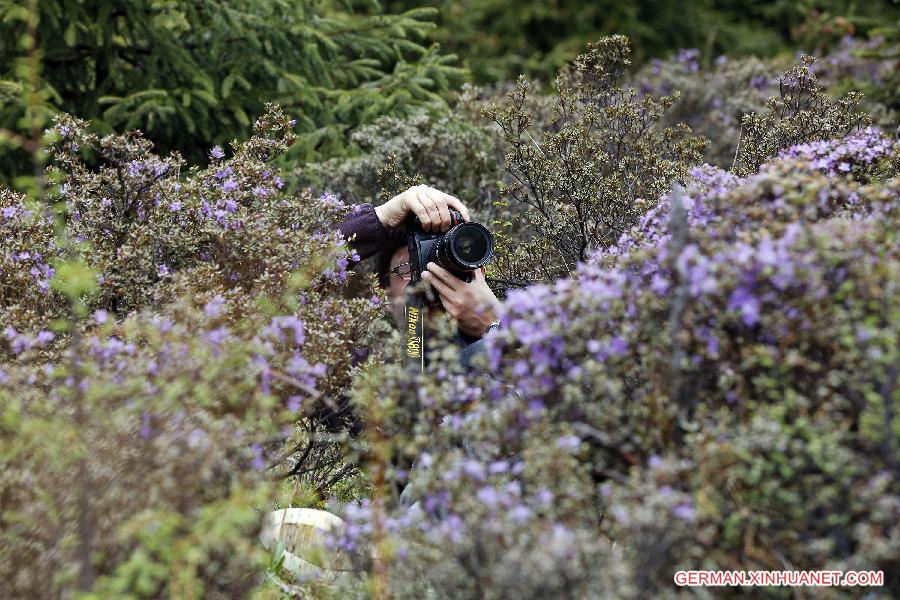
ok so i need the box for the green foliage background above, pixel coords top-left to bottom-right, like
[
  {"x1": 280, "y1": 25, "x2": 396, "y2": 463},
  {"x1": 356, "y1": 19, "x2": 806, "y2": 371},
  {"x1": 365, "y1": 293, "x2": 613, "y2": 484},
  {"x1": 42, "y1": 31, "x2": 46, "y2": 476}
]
[
  {"x1": 3, "y1": 0, "x2": 897, "y2": 185},
  {"x1": 385, "y1": 0, "x2": 899, "y2": 82},
  {"x1": 0, "y1": 0, "x2": 464, "y2": 180}
]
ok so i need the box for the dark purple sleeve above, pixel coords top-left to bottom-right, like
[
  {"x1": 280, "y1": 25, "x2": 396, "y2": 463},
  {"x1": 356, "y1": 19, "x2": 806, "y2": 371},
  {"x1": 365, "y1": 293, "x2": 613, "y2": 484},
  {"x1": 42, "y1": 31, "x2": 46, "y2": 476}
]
[{"x1": 338, "y1": 203, "x2": 399, "y2": 262}]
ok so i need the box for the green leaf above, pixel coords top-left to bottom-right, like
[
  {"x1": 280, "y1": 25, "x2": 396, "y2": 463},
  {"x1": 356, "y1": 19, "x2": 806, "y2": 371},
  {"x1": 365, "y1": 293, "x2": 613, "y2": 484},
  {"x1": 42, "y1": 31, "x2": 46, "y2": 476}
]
[
  {"x1": 233, "y1": 106, "x2": 249, "y2": 126},
  {"x1": 51, "y1": 259, "x2": 99, "y2": 302},
  {"x1": 63, "y1": 22, "x2": 76, "y2": 47}
]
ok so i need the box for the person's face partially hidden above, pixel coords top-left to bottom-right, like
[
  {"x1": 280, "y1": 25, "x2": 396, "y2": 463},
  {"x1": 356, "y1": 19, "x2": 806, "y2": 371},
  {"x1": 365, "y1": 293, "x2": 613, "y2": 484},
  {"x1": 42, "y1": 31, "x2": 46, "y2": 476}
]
[
  {"x1": 387, "y1": 245, "x2": 411, "y2": 324},
  {"x1": 386, "y1": 245, "x2": 447, "y2": 326}
]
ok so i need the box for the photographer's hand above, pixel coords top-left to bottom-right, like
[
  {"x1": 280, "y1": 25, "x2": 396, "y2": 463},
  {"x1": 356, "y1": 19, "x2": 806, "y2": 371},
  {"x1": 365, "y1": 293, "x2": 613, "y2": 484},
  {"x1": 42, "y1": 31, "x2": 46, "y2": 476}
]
[
  {"x1": 375, "y1": 185, "x2": 470, "y2": 232},
  {"x1": 422, "y1": 263, "x2": 502, "y2": 338}
]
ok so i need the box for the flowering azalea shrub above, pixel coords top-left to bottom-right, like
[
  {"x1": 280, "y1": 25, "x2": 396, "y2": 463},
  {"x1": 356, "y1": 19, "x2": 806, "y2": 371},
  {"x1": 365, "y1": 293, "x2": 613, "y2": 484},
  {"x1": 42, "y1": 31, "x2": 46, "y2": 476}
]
[
  {"x1": 485, "y1": 35, "x2": 707, "y2": 284},
  {"x1": 315, "y1": 127, "x2": 899, "y2": 598},
  {"x1": 2, "y1": 33, "x2": 899, "y2": 599},
  {"x1": 635, "y1": 38, "x2": 894, "y2": 168},
  {"x1": 634, "y1": 51, "x2": 776, "y2": 167},
  {"x1": 0, "y1": 107, "x2": 390, "y2": 597}
]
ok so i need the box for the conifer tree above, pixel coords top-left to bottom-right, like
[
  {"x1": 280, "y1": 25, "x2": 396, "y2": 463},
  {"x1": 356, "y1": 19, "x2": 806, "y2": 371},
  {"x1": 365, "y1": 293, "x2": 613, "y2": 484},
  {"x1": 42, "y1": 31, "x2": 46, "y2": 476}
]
[{"x1": 0, "y1": 0, "x2": 464, "y2": 180}]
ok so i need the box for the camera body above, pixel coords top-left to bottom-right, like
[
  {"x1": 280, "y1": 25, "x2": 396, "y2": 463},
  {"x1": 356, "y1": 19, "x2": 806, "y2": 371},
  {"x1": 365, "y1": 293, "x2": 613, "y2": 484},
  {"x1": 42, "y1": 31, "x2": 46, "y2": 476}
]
[{"x1": 407, "y1": 209, "x2": 494, "y2": 288}]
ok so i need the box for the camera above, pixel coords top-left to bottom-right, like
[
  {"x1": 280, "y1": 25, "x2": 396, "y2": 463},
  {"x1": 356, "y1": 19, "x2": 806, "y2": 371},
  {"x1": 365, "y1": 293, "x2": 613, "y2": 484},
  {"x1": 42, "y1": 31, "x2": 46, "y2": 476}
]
[
  {"x1": 406, "y1": 208, "x2": 494, "y2": 287},
  {"x1": 403, "y1": 208, "x2": 494, "y2": 369}
]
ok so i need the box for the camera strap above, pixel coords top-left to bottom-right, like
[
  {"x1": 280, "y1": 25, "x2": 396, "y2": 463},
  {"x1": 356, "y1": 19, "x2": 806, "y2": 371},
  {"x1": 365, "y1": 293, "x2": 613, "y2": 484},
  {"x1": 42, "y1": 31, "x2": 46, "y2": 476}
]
[{"x1": 404, "y1": 293, "x2": 425, "y2": 371}]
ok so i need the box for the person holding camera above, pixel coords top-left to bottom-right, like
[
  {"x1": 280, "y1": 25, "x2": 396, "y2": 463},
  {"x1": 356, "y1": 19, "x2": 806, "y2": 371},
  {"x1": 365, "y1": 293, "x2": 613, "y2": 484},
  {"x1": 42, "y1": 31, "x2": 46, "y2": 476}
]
[
  {"x1": 339, "y1": 184, "x2": 503, "y2": 370},
  {"x1": 259, "y1": 186, "x2": 503, "y2": 577}
]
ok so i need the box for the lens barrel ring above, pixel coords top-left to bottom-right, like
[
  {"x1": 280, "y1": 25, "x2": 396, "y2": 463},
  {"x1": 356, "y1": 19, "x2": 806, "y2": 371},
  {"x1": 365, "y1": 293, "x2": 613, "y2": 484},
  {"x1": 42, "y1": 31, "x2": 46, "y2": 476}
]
[{"x1": 436, "y1": 222, "x2": 493, "y2": 272}]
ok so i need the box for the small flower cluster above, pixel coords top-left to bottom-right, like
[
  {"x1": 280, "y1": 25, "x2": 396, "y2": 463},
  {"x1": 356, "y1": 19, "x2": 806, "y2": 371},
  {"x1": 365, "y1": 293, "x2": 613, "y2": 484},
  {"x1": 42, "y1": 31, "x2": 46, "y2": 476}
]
[
  {"x1": 777, "y1": 126, "x2": 894, "y2": 178},
  {"x1": 1, "y1": 190, "x2": 66, "y2": 335}
]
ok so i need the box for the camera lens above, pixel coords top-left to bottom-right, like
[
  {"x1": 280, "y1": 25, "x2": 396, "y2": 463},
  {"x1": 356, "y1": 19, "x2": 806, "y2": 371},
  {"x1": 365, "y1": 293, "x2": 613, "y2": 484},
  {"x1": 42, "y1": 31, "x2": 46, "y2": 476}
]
[
  {"x1": 438, "y1": 222, "x2": 493, "y2": 271},
  {"x1": 453, "y1": 227, "x2": 489, "y2": 262}
]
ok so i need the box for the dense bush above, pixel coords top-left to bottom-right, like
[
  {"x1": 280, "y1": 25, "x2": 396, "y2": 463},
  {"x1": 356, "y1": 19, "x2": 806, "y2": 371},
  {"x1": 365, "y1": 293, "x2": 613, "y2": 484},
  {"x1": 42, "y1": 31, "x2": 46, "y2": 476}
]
[
  {"x1": 0, "y1": 108, "x2": 389, "y2": 597},
  {"x1": 485, "y1": 36, "x2": 706, "y2": 284},
  {"x1": 634, "y1": 50, "x2": 777, "y2": 167},
  {"x1": 634, "y1": 37, "x2": 897, "y2": 167},
  {"x1": 320, "y1": 127, "x2": 899, "y2": 599},
  {"x1": 295, "y1": 107, "x2": 500, "y2": 215},
  {"x1": 2, "y1": 24, "x2": 899, "y2": 598},
  {"x1": 733, "y1": 55, "x2": 871, "y2": 176}
]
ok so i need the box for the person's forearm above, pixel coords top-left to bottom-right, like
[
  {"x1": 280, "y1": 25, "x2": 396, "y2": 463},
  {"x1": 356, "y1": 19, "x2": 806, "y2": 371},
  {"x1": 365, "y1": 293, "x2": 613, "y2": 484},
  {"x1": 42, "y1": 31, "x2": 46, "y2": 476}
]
[{"x1": 338, "y1": 203, "x2": 397, "y2": 262}]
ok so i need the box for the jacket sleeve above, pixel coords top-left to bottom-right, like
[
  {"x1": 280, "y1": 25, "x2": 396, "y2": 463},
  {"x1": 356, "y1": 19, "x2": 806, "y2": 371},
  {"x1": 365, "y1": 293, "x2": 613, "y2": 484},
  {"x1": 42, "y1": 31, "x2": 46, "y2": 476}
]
[{"x1": 339, "y1": 203, "x2": 402, "y2": 262}]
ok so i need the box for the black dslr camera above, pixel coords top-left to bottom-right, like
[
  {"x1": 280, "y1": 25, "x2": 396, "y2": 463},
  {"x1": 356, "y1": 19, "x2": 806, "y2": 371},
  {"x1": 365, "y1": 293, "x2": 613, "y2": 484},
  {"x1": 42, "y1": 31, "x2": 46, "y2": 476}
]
[
  {"x1": 403, "y1": 208, "x2": 494, "y2": 370},
  {"x1": 406, "y1": 208, "x2": 494, "y2": 288}
]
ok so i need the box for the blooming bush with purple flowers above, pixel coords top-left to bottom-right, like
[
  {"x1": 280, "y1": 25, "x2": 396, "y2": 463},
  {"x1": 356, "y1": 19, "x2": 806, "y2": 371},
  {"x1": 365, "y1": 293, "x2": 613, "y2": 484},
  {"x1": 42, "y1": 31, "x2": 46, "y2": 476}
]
[
  {"x1": 310, "y1": 123, "x2": 899, "y2": 598},
  {"x1": 635, "y1": 38, "x2": 896, "y2": 168},
  {"x1": 0, "y1": 106, "x2": 392, "y2": 597},
  {"x1": 2, "y1": 30, "x2": 899, "y2": 599}
]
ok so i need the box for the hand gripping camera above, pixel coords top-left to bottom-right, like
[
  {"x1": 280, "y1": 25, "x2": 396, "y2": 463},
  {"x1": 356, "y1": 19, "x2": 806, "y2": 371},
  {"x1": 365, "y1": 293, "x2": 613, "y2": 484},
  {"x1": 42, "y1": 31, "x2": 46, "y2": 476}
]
[{"x1": 403, "y1": 208, "x2": 494, "y2": 370}]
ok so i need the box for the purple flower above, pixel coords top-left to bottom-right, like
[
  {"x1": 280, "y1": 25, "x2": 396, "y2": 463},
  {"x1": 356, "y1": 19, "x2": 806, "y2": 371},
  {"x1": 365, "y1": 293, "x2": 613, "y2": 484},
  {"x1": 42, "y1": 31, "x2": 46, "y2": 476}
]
[
  {"x1": 727, "y1": 286, "x2": 760, "y2": 327},
  {"x1": 556, "y1": 435, "x2": 582, "y2": 451},
  {"x1": 509, "y1": 504, "x2": 531, "y2": 523},
  {"x1": 223, "y1": 178, "x2": 238, "y2": 192},
  {"x1": 169, "y1": 201, "x2": 182, "y2": 211},
  {"x1": 269, "y1": 315, "x2": 305, "y2": 346},
  {"x1": 139, "y1": 411, "x2": 152, "y2": 440},
  {"x1": 204, "y1": 294, "x2": 226, "y2": 318},
  {"x1": 609, "y1": 336, "x2": 628, "y2": 355},
  {"x1": 487, "y1": 460, "x2": 508, "y2": 474},
  {"x1": 186, "y1": 428, "x2": 207, "y2": 449},
  {"x1": 460, "y1": 459, "x2": 485, "y2": 482},
  {"x1": 149, "y1": 315, "x2": 173, "y2": 333},
  {"x1": 673, "y1": 503, "x2": 696, "y2": 522},
  {"x1": 251, "y1": 443, "x2": 266, "y2": 471},
  {"x1": 535, "y1": 488, "x2": 553, "y2": 506},
  {"x1": 210, "y1": 145, "x2": 225, "y2": 160},
  {"x1": 36, "y1": 330, "x2": 55, "y2": 346},
  {"x1": 319, "y1": 192, "x2": 345, "y2": 210},
  {"x1": 204, "y1": 326, "x2": 229, "y2": 346},
  {"x1": 476, "y1": 486, "x2": 500, "y2": 507}
]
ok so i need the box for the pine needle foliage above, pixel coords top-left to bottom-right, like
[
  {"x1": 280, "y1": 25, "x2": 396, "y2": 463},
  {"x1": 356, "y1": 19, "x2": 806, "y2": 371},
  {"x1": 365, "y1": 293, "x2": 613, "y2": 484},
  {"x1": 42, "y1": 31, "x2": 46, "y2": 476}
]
[{"x1": 0, "y1": 0, "x2": 465, "y2": 181}]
